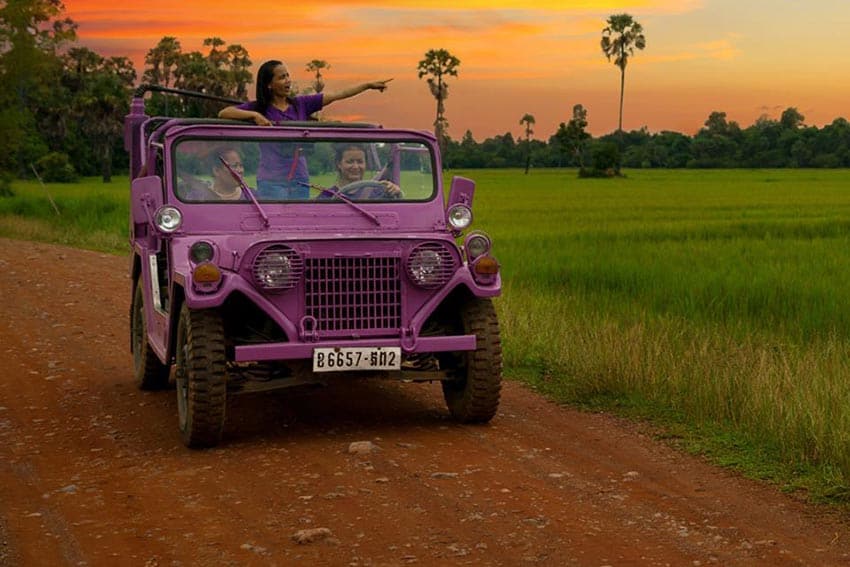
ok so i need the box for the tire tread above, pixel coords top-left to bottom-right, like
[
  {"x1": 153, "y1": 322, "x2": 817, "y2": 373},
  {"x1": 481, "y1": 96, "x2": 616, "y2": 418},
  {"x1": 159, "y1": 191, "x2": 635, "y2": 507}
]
[
  {"x1": 178, "y1": 306, "x2": 227, "y2": 448},
  {"x1": 443, "y1": 298, "x2": 502, "y2": 423}
]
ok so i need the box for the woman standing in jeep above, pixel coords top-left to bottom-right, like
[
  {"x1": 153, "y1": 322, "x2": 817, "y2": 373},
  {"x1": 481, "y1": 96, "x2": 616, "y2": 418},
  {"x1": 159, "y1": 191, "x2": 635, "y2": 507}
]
[{"x1": 218, "y1": 60, "x2": 391, "y2": 200}]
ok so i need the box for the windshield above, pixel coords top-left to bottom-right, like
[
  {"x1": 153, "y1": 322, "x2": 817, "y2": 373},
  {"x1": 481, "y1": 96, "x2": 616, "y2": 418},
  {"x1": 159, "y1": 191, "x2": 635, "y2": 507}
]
[{"x1": 173, "y1": 137, "x2": 436, "y2": 203}]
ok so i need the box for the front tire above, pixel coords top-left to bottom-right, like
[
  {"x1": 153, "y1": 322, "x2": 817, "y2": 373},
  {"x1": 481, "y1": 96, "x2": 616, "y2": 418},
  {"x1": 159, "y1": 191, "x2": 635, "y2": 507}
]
[
  {"x1": 442, "y1": 298, "x2": 502, "y2": 423},
  {"x1": 131, "y1": 282, "x2": 170, "y2": 390},
  {"x1": 175, "y1": 304, "x2": 227, "y2": 448}
]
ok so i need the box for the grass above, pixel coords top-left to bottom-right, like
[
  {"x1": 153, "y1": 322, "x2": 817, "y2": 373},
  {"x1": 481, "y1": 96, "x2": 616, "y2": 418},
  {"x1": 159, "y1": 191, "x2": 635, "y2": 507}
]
[
  {"x1": 0, "y1": 176, "x2": 129, "y2": 254},
  {"x1": 453, "y1": 167, "x2": 850, "y2": 503},
  {"x1": 3, "y1": 168, "x2": 850, "y2": 503}
]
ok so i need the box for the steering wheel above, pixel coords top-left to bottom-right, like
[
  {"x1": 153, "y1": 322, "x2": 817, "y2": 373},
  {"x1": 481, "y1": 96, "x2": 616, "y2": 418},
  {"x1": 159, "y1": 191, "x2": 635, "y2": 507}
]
[{"x1": 338, "y1": 180, "x2": 400, "y2": 200}]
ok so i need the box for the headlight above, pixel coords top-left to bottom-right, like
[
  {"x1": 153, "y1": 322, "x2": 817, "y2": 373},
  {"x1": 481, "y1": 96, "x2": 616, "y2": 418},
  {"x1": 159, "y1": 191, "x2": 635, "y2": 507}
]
[
  {"x1": 252, "y1": 245, "x2": 302, "y2": 291},
  {"x1": 189, "y1": 241, "x2": 214, "y2": 264},
  {"x1": 406, "y1": 242, "x2": 456, "y2": 289},
  {"x1": 447, "y1": 204, "x2": 472, "y2": 231},
  {"x1": 154, "y1": 205, "x2": 182, "y2": 233},
  {"x1": 464, "y1": 231, "x2": 491, "y2": 260}
]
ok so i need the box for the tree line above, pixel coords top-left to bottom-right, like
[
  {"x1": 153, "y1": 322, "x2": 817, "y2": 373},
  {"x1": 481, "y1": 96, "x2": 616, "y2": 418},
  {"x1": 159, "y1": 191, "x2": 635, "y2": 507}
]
[
  {"x1": 444, "y1": 106, "x2": 850, "y2": 172},
  {"x1": 1, "y1": 1, "x2": 848, "y2": 190}
]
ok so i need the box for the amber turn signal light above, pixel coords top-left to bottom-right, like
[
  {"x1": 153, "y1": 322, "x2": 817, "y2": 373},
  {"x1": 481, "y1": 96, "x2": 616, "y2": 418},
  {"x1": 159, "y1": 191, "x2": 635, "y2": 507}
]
[
  {"x1": 193, "y1": 262, "x2": 222, "y2": 283},
  {"x1": 472, "y1": 256, "x2": 499, "y2": 275}
]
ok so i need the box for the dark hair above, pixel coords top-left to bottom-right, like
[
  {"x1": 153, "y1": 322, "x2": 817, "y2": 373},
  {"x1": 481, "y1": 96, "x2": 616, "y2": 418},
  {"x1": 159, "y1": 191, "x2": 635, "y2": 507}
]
[
  {"x1": 210, "y1": 145, "x2": 241, "y2": 171},
  {"x1": 334, "y1": 143, "x2": 366, "y2": 165},
  {"x1": 255, "y1": 60, "x2": 282, "y2": 113}
]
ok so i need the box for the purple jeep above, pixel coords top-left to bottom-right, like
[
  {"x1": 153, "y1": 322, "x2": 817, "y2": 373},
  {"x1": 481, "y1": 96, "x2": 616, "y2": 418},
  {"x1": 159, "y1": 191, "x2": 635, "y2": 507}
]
[{"x1": 125, "y1": 87, "x2": 502, "y2": 447}]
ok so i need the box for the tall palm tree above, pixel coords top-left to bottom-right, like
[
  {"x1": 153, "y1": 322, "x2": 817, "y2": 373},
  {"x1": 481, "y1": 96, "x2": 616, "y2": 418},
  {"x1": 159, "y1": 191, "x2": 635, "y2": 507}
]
[
  {"x1": 519, "y1": 113, "x2": 535, "y2": 174},
  {"x1": 417, "y1": 49, "x2": 460, "y2": 153},
  {"x1": 143, "y1": 36, "x2": 182, "y2": 87},
  {"x1": 305, "y1": 59, "x2": 330, "y2": 93},
  {"x1": 600, "y1": 14, "x2": 646, "y2": 133}
]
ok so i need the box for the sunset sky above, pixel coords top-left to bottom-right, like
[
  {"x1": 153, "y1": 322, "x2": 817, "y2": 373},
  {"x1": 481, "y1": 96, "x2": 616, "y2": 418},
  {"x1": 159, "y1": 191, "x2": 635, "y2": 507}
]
[{"x1": 65, "y1": 0, "x2": 850, "y2": 140}]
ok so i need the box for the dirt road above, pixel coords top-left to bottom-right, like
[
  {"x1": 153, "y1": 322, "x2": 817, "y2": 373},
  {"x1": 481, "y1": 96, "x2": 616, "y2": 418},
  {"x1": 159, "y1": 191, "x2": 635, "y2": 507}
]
[{"x1": 0, "y1": 237, "x2": 847, "y2": 566}]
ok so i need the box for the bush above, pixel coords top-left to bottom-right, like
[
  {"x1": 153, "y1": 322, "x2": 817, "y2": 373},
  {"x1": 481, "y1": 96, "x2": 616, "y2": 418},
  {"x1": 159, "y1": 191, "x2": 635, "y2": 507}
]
[
  {"x1": 578, "y1": 167, "x2": 619, "y2": 178},
  {"x1": 591, "y1": 142, "x2": 620, "y2": 171},
  {"x1": 34, "y1": 152, "x2": 79, "y2": 183},
  {"x1": 578, "y1": 142, "x2": 622, "y2": 178}
]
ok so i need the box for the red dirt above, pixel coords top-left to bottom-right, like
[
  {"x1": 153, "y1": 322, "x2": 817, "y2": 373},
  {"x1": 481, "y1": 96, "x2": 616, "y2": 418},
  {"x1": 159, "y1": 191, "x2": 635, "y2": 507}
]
[{"x1": 0, "y1": 237, "x2": 848, "y2": 566}]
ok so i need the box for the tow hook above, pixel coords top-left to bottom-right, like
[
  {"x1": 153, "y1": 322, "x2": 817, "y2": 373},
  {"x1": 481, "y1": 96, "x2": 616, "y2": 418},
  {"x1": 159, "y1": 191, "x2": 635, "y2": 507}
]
[
  {"x1": 299, "y1": 316, "x2": 319, "y2": 342},
  {"x1": 401, "y1": 327, "x2": 417, "y2": 352}
]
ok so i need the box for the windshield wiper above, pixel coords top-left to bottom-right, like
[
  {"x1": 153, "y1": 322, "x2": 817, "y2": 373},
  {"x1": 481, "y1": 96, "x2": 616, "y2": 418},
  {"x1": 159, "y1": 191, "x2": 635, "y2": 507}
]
[
  {"x1": 314, "y1": 185, "x2": 381, "y2": 226},
  {"x1": 218, "y1": 157, "x2": 270, "y2": 228}
]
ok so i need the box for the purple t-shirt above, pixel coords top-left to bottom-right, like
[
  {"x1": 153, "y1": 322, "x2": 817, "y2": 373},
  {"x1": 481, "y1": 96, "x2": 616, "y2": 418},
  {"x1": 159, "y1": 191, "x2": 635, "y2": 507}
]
[{"x1": 237, "y1": 94, "x2": 324, "y2": 182}]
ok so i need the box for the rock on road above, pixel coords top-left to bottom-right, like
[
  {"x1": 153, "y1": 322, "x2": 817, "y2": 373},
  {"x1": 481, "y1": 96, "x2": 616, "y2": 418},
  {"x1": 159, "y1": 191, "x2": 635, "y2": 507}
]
[{"x1": 0, "y1": 238, "x2": 847, "y2": 566}]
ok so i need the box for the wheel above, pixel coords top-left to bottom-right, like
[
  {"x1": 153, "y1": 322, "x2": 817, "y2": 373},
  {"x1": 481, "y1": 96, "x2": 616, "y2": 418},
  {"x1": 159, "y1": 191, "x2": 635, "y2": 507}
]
[
  {"x1": 131, "y1": 281, "x2": 170, "y2": 390},
  {"x1": 339, "y1": 180, "x2": 401, "y2": 200},
  {"x1": 442, "y1": 298, "x2": 502, "y2": 423},
  {"x1": 174, "y1": 303, "x2": 227, "y2": 448}
]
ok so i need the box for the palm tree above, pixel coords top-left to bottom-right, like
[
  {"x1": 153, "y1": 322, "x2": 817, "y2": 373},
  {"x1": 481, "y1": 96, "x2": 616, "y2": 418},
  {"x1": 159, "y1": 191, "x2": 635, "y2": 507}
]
[
  {"x1": 417, "y1": 49, "x2": 460, "y2": 153},
  {"x1": 519, "y1": 113, "x2": 535, "y2": 174},
  {"x1": 600, "y1": 14, "x2": 646, "y2": 133},
  {"x1": 305, "y1": 59, "x2": 331, "y2": 93},
  {"x1": 143, "y1": 36, "x2": 182, "y2": 88},
  {"x1": 225, "y1": 44, "x2": 252, "y2": 100}
]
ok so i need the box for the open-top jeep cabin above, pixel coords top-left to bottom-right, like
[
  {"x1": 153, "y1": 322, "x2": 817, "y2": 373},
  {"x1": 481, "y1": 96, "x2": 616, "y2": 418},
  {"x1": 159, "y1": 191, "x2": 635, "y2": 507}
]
[{"x1": 126, "y1": 86, "x2": 502, "y2": 447}]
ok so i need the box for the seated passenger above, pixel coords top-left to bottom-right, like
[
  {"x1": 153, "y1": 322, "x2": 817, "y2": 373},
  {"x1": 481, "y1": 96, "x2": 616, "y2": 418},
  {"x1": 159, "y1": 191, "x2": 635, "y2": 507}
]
[
  {"x1": 179, "y1": 147, "x2": 253, "y2": 201},
  {"x1": 318, "y1": 144, "x2": 402, "y2": 200}
]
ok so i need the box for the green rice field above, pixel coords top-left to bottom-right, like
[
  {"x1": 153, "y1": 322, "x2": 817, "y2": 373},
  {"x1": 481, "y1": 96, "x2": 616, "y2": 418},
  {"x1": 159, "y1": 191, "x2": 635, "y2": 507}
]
[{"x1": 2, "y1": 168, "x2": 850, "y2": 500}]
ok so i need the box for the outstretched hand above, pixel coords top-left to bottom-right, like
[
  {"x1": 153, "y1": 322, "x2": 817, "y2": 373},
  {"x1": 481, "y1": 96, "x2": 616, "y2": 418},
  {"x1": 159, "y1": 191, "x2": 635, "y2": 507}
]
[
  {"x1": 369, "y1": 78, "x2": 394, "y2": 92},
  {"x1": 323, "y1": 79, "x2": 394, "y2": 106}
]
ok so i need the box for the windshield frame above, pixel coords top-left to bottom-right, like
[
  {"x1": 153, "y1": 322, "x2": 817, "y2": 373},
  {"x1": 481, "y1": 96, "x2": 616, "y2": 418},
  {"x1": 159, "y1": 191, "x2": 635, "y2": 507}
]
[{"x1": 167, "y1": 127, "x2": 439, "y2": 205}]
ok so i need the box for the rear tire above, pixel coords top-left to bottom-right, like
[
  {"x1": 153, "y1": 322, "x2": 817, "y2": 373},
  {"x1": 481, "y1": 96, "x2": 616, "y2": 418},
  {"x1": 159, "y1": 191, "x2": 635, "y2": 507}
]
[
  {"x1": 131, "y1": 282, "x2": 170, "y2": 390},
  {"x1": 442, "y1": 298, "x2": 502, "y2": 423},
  {"x1": 175, "y1": 304, "x2": 227, "y2": 448}
]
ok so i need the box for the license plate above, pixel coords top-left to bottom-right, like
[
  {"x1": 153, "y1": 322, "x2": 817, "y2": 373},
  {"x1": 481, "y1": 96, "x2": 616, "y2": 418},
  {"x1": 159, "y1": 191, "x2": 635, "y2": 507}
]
[{"x1": 312, "y1": 347, "x2": 401, "y2": 372}]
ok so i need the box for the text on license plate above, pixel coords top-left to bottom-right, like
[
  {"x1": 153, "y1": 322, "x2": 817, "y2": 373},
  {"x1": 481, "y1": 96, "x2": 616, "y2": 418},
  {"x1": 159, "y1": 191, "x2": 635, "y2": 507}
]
[{"x1": 313, "y1": 347, "x2": 401, "y2": 372}]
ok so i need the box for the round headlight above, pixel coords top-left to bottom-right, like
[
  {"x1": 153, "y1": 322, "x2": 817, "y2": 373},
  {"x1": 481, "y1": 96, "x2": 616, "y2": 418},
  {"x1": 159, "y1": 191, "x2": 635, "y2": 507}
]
[
  {"x1": 257, "y1": 252, "x2": 292, "y2": 287},
  {"x1": 154, "y1": 205, "x2": 182, "y2": 233},
  {"x1": 464, "y1": 232, "x2": 491, "y2": 260},
  {"x1": 252, "y1": 245, "x2": 303, "y2": 291},
  {"x1": 406, "y1": 242, "x2": 456, "y2": 289},
  {"x1": 189, "y1": 241, "x2": 214, "y2": 264},
  {"x1": 447, "y1": 205, "x2": 472, "y2": 230}
]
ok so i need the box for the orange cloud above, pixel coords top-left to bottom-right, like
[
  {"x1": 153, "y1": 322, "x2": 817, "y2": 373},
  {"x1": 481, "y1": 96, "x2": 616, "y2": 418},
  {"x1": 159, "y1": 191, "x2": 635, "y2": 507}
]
[
  {"x1": 276, "y1": 0, "x2": 702, "y2": 10},
  {"x1": 641, "y1": 35, "x2": 741, "y2": 65},
  {"x1": 694, "y1": 36, "x2": 741, "y2": 60}
]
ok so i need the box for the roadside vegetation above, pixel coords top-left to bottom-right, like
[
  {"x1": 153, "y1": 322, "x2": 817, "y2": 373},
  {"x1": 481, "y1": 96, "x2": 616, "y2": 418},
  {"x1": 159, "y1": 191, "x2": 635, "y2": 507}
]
[
  {"x1": 3, "y1": 167, "x2": 850, "y2": 503},
  {"x1": 0, "y1": 177, "x2": 128, "y2": 253},
  {"x1": 468, "y1": 167, "x2": 850, "y2": 503}
]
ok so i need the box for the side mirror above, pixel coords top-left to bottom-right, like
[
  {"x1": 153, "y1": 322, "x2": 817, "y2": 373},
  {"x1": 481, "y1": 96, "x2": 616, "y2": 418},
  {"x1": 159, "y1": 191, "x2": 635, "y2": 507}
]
[
  {"x1": 130, "y1": 175, "x2": 163, "y2": 225},
  {"x1": 447, "y1": 176, "x2": 475, "y2": 208}
]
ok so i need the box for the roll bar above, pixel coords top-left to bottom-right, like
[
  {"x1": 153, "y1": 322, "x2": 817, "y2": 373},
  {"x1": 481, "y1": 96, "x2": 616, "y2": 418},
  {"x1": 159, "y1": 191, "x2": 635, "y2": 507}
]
[
  {"x1": 132, "y1": 84, "x2": 243, "y2": 105},
  {"x1": 125, "y1": 85, "x2": 245, "y2": 179}
]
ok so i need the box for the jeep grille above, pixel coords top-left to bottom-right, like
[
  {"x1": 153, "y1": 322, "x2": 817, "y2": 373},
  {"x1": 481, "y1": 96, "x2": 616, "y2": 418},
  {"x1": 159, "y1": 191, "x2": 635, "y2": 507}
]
[{"x1": 305, "y1": 256, "x2": 401, "y2": 336}]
